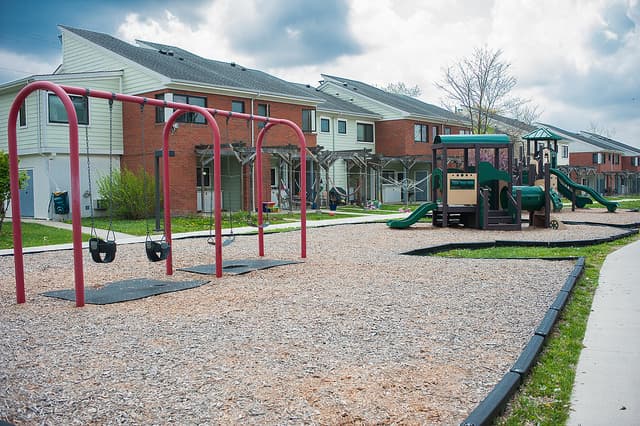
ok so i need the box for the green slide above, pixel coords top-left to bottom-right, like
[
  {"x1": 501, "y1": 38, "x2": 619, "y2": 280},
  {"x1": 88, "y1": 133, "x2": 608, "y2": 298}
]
[
  {"x1": 550, "y1": 168, "x2": 618, "y2": 212},
  {"x1": 387, "y1": 202, "x2": 438, "y2": 229}
]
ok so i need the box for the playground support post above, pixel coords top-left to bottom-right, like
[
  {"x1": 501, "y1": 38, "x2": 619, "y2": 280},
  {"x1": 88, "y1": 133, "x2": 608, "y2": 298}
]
[
  {"x1": 161, "y1": 108, "x2": 223, "y2": 276},
  {"x1": 7, "y1": 82, "x2": 307, "y2": 305},
  {"x1": 8, "y1": 81, "x2": 85, "y2": 307},
  {"x1": 255, "y1": 121, "x2": 307, "y2": 258}
]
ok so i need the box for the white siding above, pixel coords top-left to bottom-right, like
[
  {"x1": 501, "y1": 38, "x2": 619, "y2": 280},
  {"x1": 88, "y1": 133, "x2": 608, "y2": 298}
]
[
  {"x1": 1, "y1": 75, "x2": 123, "y2": 156},
  {"x1": 1, "y1": 89, "x2": 40, "y2": 154},
  {"x1": 314, "y1": 112, "x2": 377, "y2": 192},
  {"x1": 5, "y1": 153, "x2": 119, "y2": 219},
  {"x1": 59, "y1": 29, "x2": 165, "y2": 95},
  {"x1": 39, "y1": 75, "x2": 124, "y2": 156}
]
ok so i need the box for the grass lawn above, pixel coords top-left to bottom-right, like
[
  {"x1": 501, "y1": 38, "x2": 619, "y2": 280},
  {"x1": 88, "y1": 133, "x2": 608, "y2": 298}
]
[
  {"x1": 337, "y1": 203, "x2": 425, "y2": 215},
  {"x1": 436, "y1": 233, "x2": 639, "y2": 425},
  {"x1": 76, "y1": 210, "x2": 366, "y2": 236},
  {"x1": 0, "y1": 223, "x2": 92, "y2": 249}
]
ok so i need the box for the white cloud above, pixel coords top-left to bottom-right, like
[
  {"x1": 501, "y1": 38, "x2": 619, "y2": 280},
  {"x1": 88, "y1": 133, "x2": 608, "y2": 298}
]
[
  {"x1": 0, "y1": 48, "x2": 59, "y2": 82},
  {"x1": 112, "y1": 0, "x2": 640, "y2": 147}
]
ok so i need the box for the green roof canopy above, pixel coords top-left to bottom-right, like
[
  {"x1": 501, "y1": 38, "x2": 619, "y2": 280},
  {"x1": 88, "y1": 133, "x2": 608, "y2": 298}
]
[
  {"x1": 434, "y1": 134, "x2": 511, "y2": 145},
  {"x1": 522, "y1": 127, "x2": 563, "y2": 141}
]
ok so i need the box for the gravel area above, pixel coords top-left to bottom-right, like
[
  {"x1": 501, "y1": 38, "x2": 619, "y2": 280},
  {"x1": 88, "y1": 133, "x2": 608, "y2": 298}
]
[{"x1": 0, "y1": 214, "x2": 636, "y2": 425}]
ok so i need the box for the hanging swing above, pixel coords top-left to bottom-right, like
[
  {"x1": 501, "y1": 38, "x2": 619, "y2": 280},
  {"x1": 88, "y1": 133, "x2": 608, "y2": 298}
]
[
  {"x1": 139, "y1": 100, "x2": 171, "y2": 262},
  {"x1": 207, "y1": 115, "x2": 235, "y2": 246},
  {"x1": 86, "y1": 96, "x2": 117, "y2": 263}
]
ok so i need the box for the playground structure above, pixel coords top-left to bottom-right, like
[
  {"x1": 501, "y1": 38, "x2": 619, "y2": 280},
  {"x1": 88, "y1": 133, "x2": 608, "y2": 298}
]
[
  {"x1": 389, "y1": 134, "x2": 524, "y2": 230},
  {"x1": 519, "y1": 128, "x2": 618, "y2": 213},
  {"x1": 388, "y1": 132, "x2": 619, "y2": 230},
  {"x1": 7, "y1": 81, "x2": 308, "y2": 307}
]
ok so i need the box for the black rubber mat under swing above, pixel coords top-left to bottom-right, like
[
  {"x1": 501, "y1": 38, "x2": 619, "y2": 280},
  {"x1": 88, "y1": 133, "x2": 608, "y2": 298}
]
[
  {"x1": 40, "y1": 278, "x2": 210, "y2": 305},
  {"x1": 177, "y1": 259, "x2": 301, "y2": 276}
]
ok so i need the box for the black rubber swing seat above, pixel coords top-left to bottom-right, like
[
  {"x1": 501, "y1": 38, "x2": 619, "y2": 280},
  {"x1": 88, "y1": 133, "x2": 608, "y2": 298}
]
[
  {"x1": 145, "y1": 240, "x2": 171, "y2": 262},
  {"x1": 89, "y1": 237, "x2": 117, "y2": 263}
]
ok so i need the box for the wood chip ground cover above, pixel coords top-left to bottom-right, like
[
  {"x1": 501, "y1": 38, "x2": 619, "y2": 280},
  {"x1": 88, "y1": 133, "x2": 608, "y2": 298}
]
[{"x1": 1, "y1": 210, "x2": 635, "y2": 425}]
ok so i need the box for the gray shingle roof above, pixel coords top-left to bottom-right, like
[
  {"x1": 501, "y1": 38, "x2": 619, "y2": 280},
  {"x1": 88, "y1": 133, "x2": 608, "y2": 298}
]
[
  {"x1": 488, "y1": 112, "x2": 537, "y2": 134},
  {"x1": 292, "y1": 83, "x2": 378, "y2": 117},
  {"x1": 579, "y1": 131, "x2": 640, "y2": 155},
  {"x1": 540, "y1": 123, "x2": 640, "y2": 155},
  {"x1": 321, "y1": 74, "x2": 466, "y2": 124},
  {"x1": 60, "y1": 26, "x2": 321, "y2": 101}
]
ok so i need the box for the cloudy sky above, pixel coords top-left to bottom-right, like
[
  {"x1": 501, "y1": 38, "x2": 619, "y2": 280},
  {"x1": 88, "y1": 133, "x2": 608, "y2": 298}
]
[{"x1": 1, "y1": 0, "x2": 639, "y2": 147}]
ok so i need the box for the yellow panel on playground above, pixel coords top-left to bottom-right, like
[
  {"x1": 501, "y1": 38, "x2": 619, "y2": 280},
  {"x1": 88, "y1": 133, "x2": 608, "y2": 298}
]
[{"x1": 447, "y1": 173, "x2": 478, "y2": 205}]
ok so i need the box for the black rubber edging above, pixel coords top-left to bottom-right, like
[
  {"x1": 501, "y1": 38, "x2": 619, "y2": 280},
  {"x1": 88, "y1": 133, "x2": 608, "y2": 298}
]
[
  {"x1": 460, "y1": 256, "x2": 586, "y2": 426},
  {"x1": 510, "y1": 335, "x2": 545, "y2": 375},
  {"x1": 460, "y1": 372, "x2": 522, "y2": 426},
  {"x1": 404, "y1": 228, "x2": 638, "y2": 257},
  {"x1": 562, "y1": 220, "x2": 640, "y2": 229}
]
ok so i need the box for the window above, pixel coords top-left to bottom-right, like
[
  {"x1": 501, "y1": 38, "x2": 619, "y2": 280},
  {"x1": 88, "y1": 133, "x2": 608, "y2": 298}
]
[
  {"x1": 633, "y1": 157, "x2": 639, "y2": 167},
  {"x1": 357, "y1": 122, "x2": 374, "y2": 142},
  {"x1": 593, "y1": 153, "x2": 604, "y2": 164},
  {"x1": 155, "y1": 93, "x2": 166, "y2": 123},
  {"x1": 320, "y1": 118, "x2": 330, "y2": 133},
  {"x1": 196, "y1": 167, "x2": 211, "y2": 187},
  {"x1": 562, "y1": 145, "x2": 569, "y2": 159},
  {"x1": 173, "y1": 94, "x2": 206, "y2": 124},
  {"x1": 270, "y1": 168, "x2": 277, "y2": 188},
  {"x1": 432, "y1": 126, "x2": 439, "y2": 142},
  {"x1": 414, "y1": 124, "x2": 428, "y2": 143},
  {"x1": 459, "y1": 129, "x2": 471, "y2": 135},
  {"x1": 231, "y1": 100, "x2": 245, "y2": 113},
  {"x1": 337, "y1": 119, "x2": 347, "y2": 134},
  {"x1": 257, "y1": 103, "x2": 270, "y2": 128},
  {"x1": 302, "y1": 109, "x2": 316, "y2": 132},
  {"x1": 444, "y1": 127, "x2": 451, "y2": 135},
  {"x1": 48, "y1": 94, "x2": 89, "y2": 125},
  {"x1": 19, "y1": 102, "x2": 26, "y2": 127}
]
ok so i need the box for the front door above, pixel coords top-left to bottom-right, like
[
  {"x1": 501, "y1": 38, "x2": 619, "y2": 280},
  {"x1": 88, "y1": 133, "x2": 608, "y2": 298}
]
[
  {"x1": 415, "y1": 170, "x2": 429, "y2": 201},
  {"x1": 19, "y1": 169, "x2": 34, "y2": 217}
]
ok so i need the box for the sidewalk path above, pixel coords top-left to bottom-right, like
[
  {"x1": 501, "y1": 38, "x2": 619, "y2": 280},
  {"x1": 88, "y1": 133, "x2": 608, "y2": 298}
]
[{"x1": 567, "y1": 238, "x2": 640, "y2": 425}]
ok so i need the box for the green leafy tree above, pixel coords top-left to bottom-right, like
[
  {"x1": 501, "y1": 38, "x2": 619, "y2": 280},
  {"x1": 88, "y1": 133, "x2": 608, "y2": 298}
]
[
  {"x1": 0, "y1": 150, "x2": 28, "y2": 234},
  {"x1": 96, "y1": 167, "x2": 156, "y2": 220}
]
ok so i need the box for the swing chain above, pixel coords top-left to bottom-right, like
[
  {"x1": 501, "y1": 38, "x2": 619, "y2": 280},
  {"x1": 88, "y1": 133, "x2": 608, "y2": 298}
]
[
  {"x1": 84, "y1": 125, "x2": 98, "y2": 239},
  {"x1": 106, "y1": 97, "x2": 115, "y2": 240},
  {"x1": 140, "y1": 99, "x2": 151, "y2": 237}
]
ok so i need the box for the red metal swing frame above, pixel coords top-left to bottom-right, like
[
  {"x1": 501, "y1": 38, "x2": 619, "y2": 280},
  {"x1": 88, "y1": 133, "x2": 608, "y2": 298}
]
[{"x1": 7, "y1": 81, "x2": 307, "y2": 307}]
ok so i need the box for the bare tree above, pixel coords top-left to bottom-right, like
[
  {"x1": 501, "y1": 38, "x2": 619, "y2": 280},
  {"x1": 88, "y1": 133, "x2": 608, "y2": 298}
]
[
  {"x1": 381, "y1": 81, "x2": 422, "y2": 97},
  {"x1": 436, "y1": 46, "x2": 519, "y2": 134},
  {"x1": 588, "y1": 121, "x2": 616, "y2": 138},
  {"x1": 511, "y1": 102, "x2": 542, "y2": 125}
]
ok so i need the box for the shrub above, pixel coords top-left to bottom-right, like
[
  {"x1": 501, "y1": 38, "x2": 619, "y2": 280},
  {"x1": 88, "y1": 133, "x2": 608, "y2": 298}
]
[
  {"x1": 0, "y1": 151, "x2": 28, "y2": 234},
  {"x1": 96, "y1": 167, "x2": 155, "y2": 219}
]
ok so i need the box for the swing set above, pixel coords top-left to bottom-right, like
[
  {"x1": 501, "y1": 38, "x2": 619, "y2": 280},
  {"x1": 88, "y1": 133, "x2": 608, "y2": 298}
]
[{"x1": 7, "y1": 81, "x2": 307, "y2": 307}]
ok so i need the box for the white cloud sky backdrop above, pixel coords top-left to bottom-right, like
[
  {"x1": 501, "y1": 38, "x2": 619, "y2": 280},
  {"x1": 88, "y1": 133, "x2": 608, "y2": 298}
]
[{"x1": 2, "y1": 0, "x2": 639, "y2": 147}]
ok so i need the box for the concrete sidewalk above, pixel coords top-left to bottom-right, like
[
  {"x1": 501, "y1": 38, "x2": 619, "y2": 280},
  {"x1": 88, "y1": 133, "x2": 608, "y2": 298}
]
[
  {"x1": 0, "y1": 212, "x2": 409, "y2": 256},
  {"x1": 568, "y1": 239, "x2": 640, "y2": 425}
]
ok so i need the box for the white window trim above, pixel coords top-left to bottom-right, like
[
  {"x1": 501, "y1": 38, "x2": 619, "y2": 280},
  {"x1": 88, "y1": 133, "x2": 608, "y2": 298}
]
[
  {"x1": 18, "y1": 101, "x2": 27, "y2": 128},
  {"x1": 356, "y1": 120, "x2": 375, "y2": 143},
  {"x1": 319, "y1": 116, "x2": 331, "y2": 133},
  {"x1": 337, "y1": 119, "x2": 347, "y2": 135}
]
